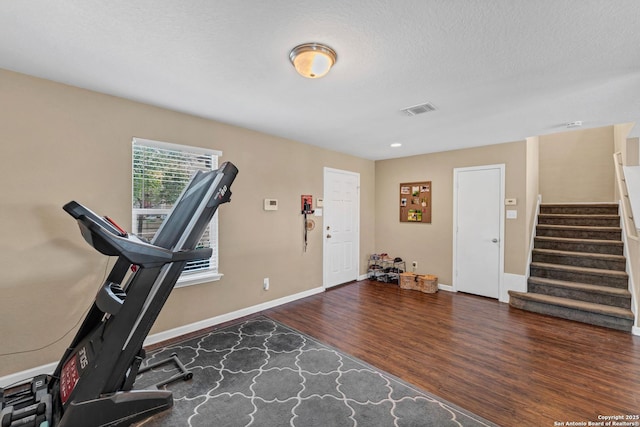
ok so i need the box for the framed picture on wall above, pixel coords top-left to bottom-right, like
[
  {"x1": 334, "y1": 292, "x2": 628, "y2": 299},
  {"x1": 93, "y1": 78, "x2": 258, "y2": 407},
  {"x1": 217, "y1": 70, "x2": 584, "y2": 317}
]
[{"x1": 399, "y1": 181, "x2": 431, "y2": 223}]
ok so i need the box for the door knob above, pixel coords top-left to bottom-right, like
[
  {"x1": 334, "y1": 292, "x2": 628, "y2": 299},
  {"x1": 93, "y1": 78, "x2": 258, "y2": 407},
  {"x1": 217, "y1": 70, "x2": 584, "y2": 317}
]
[
  {"x1": 327, "y1": 234, "x2": 332, "y2": 239},
  {"x1": 492, "y1": 238, "x2": 498, "y2": 243}
]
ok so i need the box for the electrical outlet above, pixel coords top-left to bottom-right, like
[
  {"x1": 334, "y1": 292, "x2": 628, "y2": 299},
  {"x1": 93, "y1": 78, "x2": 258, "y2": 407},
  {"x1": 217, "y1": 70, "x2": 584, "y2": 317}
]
[{"x1": 263, "y1": 277, "x2": 270, "y2": 291}]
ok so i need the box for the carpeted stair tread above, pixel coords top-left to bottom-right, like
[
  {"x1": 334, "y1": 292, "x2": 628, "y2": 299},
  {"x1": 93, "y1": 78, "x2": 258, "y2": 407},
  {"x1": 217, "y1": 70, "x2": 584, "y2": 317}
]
[
  {"x1": 540, "y1": 203, "x2": 619, "y2": 215},
  {"x1": 538, "y1": 214, "x2": 620, "y2": 227},
  {"x1": 541, "y1": 203, "x2": 618, "y2": 207},
  {"x1": 532, "y1": 248, "x2": 625, "y2": 262},
  {"x1": 527, "y1": 276, "x2": 631, "y2": 297},
  {"x1": 535, "y1": 224, "x2": 622, "y2": 240},
  {"x1": 508, "y1": 291, "x2": 634, "y2": 320},
  {"x1": 538, "y1": 214, "x2": 620, "y2": 222},
  {"x1": 539, "y1": 214, "x2": 619, "y2": 219},
  {"x1": 530, "y1": 262, "x2": 628, "y2": 278},
  {"x1": 536, "y1": 224, "x2": 622, "y2": 232},
  {"x1": 534, "y1": 236, "x2": 624, "y2": 255},
  {"x1": 535, "y1": 236, "x2": 622, "y2": 244},
  {"x1": 531, "y1": 248, "x2": 626, "y2": 270},
  {"x1": 534, "y1": 235, "x2": 623, "y2": 246}
]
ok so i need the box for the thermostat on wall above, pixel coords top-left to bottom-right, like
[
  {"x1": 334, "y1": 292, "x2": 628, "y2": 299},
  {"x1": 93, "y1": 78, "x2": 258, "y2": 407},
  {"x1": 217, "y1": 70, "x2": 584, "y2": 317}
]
[{"x1": 264, "y1": 198, "x2": 278, "y2": 211}]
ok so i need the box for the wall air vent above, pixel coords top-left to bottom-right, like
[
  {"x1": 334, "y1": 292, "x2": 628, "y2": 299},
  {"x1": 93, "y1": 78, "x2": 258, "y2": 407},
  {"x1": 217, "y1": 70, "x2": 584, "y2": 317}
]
[{"x1": 401, "y1": 102, "x2": 437, "y2": 116}]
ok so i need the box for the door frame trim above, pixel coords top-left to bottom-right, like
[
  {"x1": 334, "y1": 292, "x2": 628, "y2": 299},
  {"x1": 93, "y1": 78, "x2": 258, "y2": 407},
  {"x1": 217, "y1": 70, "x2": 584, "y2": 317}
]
[
  {"x1": 452, "y1": 163, "x2": 505, "y2": 298},
  {"x1": 323, "y1": 167, "x2": 360, "y2": 289}
]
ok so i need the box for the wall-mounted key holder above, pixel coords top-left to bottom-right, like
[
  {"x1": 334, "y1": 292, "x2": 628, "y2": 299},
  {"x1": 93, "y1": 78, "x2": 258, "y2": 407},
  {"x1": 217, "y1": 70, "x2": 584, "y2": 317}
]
[
  {"x1": 301, "y1": 195, "x2": 314, "y2": 214},
  {"x1": 301, "y1": 195, "x2": 314, "y2": 251}
]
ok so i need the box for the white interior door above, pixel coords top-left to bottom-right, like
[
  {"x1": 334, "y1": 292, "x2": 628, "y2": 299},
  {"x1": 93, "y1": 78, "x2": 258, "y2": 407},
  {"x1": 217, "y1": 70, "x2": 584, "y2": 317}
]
[
  {"x1": 323, "y1": 168, "x2": 359, "y2": 288},
  {"x1": 453, "y1": 164, "x2": 504, "y2": 298}
]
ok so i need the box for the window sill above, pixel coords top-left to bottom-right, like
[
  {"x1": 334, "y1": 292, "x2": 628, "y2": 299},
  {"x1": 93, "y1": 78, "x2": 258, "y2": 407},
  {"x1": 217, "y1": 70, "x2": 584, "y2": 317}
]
[{"x1": 176, "y1": 271, "x2": 223, "y2": 288}]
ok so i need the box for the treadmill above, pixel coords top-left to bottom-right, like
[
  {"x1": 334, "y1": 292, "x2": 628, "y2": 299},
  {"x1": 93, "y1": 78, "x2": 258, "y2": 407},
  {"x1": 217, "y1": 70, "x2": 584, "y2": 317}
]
[{"x1": 0, "y1": 161, "x2": 238, "y2": 427}]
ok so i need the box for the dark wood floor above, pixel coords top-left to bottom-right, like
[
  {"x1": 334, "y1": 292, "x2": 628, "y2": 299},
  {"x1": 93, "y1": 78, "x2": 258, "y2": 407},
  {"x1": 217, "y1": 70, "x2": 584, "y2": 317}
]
[{"x1": 261, "y1": 280, "x2": 640, "y2": 426}]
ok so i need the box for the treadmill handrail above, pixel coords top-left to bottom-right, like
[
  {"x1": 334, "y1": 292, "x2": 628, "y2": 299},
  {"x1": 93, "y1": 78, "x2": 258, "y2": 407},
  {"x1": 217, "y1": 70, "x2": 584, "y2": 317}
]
[{"x1": 64, "y1": 201, "x2": 212, "y2": 267}]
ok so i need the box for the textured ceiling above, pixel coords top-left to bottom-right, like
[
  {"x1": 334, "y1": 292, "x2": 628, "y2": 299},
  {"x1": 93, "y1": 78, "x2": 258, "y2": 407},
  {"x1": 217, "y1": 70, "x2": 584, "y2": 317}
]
[{"x1": 1, "y1": 0, "x2": 639, "y2": 160}]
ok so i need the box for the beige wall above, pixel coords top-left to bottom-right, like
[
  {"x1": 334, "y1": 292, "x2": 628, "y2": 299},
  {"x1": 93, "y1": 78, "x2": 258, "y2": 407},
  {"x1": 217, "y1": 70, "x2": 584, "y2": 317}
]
[
  {"x1": 0, "y1": 69, "x2": 375, "y2": 375},
  {"x1": 613, "y1": 122, "x2": 638, "y2": 167},
  {"x1": 374, "y1": 141, "x2": 528, "y2": 286},
  {"x1": 613, "y1": 123, "x2": 637, "y2": 200},
  {"x1": 613, "y1": 123, "x2": 638, "y2": 166},
  {"x1": 539, "y1": 126, "x2": 615, "y2": 203}
]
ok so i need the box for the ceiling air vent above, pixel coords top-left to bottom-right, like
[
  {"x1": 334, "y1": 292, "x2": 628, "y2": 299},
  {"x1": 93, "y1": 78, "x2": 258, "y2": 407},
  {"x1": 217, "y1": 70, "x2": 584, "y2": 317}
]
[{"x1": 401, "y1": 102, "x2": 437, "y2": 116}]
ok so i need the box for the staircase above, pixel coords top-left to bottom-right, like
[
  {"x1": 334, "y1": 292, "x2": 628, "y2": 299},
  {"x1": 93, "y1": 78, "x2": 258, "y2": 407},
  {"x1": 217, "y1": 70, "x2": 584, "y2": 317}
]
[{"x1": 509, "y1": 203, "x2": 635, "y2": 331}]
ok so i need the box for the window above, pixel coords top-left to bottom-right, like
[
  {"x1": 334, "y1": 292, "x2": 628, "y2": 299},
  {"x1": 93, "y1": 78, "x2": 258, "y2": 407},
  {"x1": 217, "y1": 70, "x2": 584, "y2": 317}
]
[{"x1": 132, "y1": 138, "x2": 223, "y2": 286}]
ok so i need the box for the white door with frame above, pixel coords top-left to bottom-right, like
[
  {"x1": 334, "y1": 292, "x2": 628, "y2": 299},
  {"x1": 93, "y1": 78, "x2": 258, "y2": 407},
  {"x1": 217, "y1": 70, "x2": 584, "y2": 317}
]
[
  {"x1": 453, "y1": 164, "x2": 504, "y2": 299},
  {"x1": 323, "y1": 168, "x2": 360, "y2": 288}
]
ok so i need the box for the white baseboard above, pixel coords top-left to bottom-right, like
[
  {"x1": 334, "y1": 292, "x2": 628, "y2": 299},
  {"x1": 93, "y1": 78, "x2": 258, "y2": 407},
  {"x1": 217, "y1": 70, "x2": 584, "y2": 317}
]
[
  {"x1": 0, "y1": 362, "x2": 58, "y2": 389},
  {"x1": 438, "y1": 283, "x2": 455, "y2": 292},
  {"x1": 144, "y1": 286, "x2": 324, "y2": 346},
  {"x1": 0, "y1": 286, "x2": 325, "y2": 388},
  {"x1": 633, "y1": 325, "x2": 640, "y2": 336}
]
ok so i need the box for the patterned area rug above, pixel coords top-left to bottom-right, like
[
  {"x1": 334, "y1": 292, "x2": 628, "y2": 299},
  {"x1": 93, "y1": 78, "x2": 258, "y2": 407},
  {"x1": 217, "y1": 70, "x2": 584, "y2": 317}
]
[{"x1": 135, "y1": 317, "x2": 496, "y2": 427}]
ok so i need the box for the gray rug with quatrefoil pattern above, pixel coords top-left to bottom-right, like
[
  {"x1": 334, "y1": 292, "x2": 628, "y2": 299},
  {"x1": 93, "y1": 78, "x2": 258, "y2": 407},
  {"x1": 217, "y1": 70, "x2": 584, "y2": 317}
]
[{"x1": 135, "y1": 317, "x2": 497, "y2": 427}]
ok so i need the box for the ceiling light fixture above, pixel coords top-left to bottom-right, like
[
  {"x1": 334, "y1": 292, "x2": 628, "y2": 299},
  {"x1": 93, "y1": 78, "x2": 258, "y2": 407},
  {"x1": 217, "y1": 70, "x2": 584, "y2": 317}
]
[
  {"x1": 289, "y1": 43, "x2": 337, "y2": 79},
  {"x1": 390, "y1": 143, "x2": 402, "y2": 148}
]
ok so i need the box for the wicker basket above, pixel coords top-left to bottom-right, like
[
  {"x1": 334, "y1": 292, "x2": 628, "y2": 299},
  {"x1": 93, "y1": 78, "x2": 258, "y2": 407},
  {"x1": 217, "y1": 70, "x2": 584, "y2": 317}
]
[
  {"x1": 399, "y1": 272, "x2": 417, "y2": 290},
  {"x1": 417, "y1": 274, "x2": 438, "y2": 293},
  {"x1": 399, "y1": 272, "x2": 438, "y2": 293}
]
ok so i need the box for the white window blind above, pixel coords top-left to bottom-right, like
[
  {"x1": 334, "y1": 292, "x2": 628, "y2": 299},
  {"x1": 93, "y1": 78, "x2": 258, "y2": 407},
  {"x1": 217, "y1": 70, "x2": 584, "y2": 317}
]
[{"x1": 132, "y1": 138, "x2": 222, "y2": 285}]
